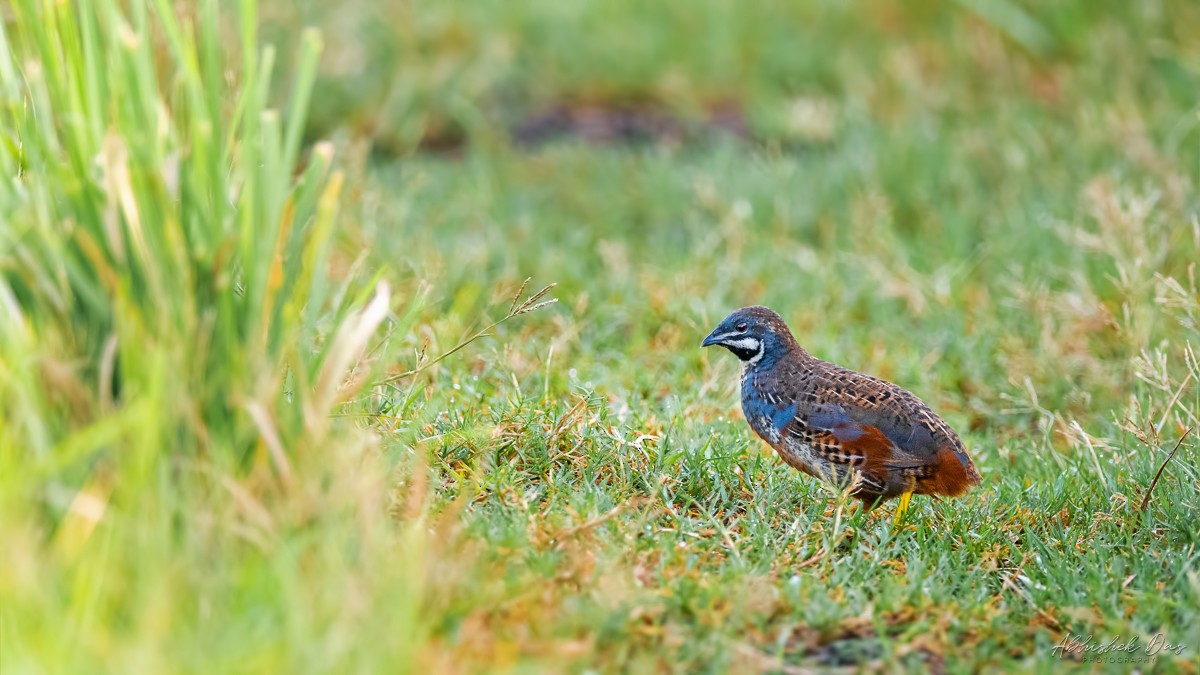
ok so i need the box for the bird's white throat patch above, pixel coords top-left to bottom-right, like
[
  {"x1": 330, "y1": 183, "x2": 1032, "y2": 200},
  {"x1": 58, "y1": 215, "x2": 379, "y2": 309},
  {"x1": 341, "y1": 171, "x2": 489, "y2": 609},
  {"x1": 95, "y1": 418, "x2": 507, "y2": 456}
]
[
  {"x1": 720, "y1": 336, "x2": 764, "y2": 365},
  {"x1": 746, "y1": 344, "x2": 765, "y2": 366},
  {"x1": 722, "y1": 336, "x2": 760, "y2": 351}
]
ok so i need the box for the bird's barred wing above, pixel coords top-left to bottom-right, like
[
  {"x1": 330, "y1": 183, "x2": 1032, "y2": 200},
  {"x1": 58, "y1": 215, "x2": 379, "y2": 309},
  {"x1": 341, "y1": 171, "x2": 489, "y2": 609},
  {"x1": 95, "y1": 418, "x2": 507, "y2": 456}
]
[
  {"x1": 763, "y1": 404, "x2": 907, "y2": 496},
  {"x1": 802, "y1": 406, "x2": 976, "y2": 497},
  {"x1": 747, "y1": 356, "x2": 979, "y2": 498}
]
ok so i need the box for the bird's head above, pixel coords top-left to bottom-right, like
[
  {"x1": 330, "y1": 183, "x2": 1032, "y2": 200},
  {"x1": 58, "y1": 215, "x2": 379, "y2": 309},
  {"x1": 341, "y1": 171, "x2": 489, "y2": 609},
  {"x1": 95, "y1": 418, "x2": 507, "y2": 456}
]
[{"x1": 701, "y1": 306, "x2": 799, "y2": 367}]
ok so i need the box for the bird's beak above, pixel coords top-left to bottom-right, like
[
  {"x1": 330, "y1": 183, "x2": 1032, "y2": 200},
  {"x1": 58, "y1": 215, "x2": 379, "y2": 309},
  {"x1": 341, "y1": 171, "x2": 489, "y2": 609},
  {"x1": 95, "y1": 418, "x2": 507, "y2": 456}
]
[{"x1": 701, "y1": 329, "x2": 723, "y2": 348}]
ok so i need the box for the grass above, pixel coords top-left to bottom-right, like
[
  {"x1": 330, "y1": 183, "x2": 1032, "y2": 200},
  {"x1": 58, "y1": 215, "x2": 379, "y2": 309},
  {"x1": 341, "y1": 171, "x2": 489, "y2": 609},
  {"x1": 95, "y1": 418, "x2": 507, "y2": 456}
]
[{"x1": 2, "y1": 0, "x2": 1199, "y2": 672}]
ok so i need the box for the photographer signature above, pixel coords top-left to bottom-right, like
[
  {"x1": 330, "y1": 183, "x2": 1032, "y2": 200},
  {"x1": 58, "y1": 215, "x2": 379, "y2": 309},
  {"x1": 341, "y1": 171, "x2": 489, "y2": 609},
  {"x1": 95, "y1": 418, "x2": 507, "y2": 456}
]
[{"x1": 1052, "y1": 632, "x2": 1186, "y2": 659}]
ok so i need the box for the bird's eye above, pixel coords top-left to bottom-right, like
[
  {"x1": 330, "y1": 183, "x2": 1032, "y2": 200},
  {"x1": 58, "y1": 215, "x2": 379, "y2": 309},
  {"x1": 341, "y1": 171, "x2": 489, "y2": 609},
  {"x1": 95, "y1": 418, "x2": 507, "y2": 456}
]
[{"x1": 735, "y1": 322, "x2": 748, "y2": 332}]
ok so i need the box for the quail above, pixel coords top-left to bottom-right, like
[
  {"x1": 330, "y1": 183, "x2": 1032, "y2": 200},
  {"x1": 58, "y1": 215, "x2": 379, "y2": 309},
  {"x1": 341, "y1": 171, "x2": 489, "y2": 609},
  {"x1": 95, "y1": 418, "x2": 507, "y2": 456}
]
[{"x1": 702, "y1": 306, "x2": 981, "y2": 512}]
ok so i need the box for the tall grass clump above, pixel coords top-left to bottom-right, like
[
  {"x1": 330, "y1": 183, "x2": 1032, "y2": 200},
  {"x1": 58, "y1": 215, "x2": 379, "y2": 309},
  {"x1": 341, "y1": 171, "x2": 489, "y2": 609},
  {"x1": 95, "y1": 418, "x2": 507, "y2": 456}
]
[{"x1": 0, "y1": 1, "x2": 409, "y2": 670}]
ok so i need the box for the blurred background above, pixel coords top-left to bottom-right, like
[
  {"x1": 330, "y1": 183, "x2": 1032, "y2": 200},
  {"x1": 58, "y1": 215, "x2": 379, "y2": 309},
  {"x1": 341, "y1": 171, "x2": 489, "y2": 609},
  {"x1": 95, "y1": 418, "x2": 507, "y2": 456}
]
[
  {"x1": 260, "y1": 0, "x2": 1198, "y2": 414},
  {"x1": 265, "y1": 0, "x2": 1196, "y2": 155}
]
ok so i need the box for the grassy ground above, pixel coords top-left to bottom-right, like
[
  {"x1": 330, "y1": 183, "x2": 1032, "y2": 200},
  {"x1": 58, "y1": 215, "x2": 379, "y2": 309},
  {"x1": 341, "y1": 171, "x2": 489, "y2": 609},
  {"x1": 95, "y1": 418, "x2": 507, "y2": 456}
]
[{"x1": 3, "y1": 0, "x2": 1200, "y2": 672}]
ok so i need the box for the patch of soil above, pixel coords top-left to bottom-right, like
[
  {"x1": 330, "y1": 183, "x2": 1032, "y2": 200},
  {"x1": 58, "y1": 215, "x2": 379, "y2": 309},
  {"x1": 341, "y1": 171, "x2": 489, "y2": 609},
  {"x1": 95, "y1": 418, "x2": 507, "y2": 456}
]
[{"x1": 512, "y1": 100, "x2": 750, "y2": 148}]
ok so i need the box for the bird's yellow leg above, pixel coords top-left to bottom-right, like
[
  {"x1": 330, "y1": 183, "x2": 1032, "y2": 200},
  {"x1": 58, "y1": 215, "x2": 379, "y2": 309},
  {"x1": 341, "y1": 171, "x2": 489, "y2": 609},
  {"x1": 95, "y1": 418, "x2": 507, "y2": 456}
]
[{"x1": 893, "y1": 491, "x2": 913, "y2": 523}]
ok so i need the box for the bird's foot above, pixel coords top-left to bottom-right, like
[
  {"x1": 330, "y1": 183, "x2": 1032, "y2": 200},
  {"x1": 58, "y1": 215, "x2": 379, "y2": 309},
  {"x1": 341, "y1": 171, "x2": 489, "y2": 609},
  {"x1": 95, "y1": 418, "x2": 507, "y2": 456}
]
[{"x1": 893, "y1": 491, "x2": 913, "y2": 523}]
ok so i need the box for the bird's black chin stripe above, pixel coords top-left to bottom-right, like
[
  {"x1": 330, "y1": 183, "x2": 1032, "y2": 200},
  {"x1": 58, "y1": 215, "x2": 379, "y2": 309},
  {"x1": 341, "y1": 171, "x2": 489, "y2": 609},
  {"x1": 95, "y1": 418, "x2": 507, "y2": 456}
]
[{"x1": 726, "y1": 345, "x2": 760, "y2": 361}]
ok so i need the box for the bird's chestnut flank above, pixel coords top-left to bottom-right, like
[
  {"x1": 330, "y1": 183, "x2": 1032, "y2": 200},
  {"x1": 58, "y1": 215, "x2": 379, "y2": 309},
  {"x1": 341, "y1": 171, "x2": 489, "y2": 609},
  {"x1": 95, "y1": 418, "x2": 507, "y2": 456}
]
[{"x1": 702, "y1": 306, "x2": 980, "y2": 510}]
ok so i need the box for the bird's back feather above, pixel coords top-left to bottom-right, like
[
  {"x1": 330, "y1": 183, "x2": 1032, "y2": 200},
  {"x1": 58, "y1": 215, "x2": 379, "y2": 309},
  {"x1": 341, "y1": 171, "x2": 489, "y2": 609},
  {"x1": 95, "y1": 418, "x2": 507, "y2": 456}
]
[{"x1": 742, "y1": 348, "x2": 980, "y2": 504}]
